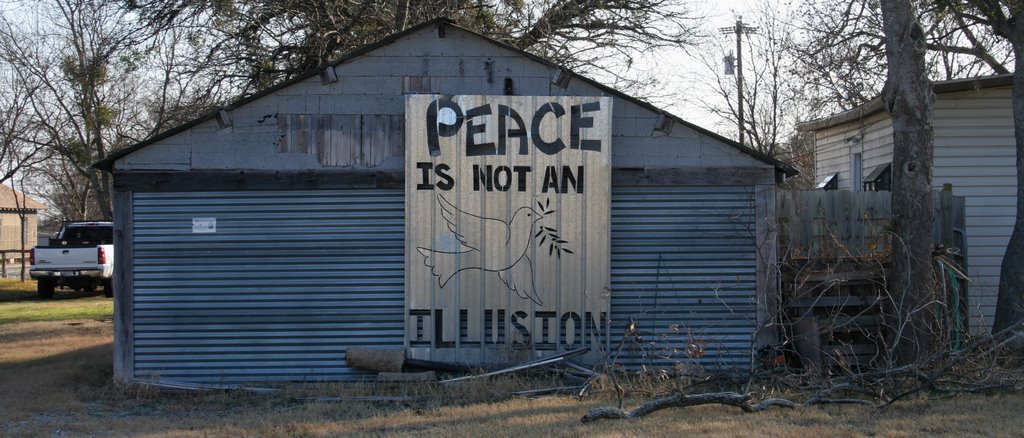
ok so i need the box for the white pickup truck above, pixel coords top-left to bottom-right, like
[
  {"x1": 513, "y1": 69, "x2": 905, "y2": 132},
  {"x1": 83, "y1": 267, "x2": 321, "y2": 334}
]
[{"x1": 30, "y1": 222, "x2": 114, "y2": 299}]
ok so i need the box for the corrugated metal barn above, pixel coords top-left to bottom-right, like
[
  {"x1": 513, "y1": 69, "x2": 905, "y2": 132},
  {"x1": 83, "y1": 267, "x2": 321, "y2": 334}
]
[{"x1": 97, "y1": 19, "x2": 793, "y2": 384}]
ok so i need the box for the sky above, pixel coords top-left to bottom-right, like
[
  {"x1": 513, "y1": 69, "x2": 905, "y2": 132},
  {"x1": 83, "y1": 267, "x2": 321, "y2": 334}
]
[
  {"x1": 636, "y1": 0, "x2": 780, "y2": 137},
  {"x1": 0, "y1": 0, "x2": 768, "y2": 139}
]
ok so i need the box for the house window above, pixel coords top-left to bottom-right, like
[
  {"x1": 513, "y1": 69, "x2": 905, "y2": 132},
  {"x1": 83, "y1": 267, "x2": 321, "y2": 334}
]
[
  {"x1": 863, "y1": 163, "x2": 892, "y2": 191},
  {"x1": 850, "y1": 152, "x2": 863, "y2": 191},
  {"x1": 816, "y1": 173, "x2": 838, "y2": 190}
]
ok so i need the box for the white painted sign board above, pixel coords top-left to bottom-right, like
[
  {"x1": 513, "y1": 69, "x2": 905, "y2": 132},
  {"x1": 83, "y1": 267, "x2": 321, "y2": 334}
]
[
  {"x1": 405, "y1": 95, "x2": 612, "y2": 364},
  {"x1": 192, "y1": 218, "x2": 217, "y2": 234}
]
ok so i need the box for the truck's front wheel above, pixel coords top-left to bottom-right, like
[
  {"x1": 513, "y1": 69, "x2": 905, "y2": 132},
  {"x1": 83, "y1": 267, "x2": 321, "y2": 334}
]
[{"x1": 37, "y1": 278, "x2": 55, "y2": 299}]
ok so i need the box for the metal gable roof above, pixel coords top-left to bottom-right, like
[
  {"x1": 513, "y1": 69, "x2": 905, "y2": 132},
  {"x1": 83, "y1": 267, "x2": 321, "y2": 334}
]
[{"x1": 96, "y1": 18, "x2": 795, "y2": 176}]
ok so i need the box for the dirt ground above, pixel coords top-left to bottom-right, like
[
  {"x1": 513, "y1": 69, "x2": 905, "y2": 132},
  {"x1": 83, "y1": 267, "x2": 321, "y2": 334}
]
[{"x1": 3, "y1": 319, "x2": 1024, "y2": 437}]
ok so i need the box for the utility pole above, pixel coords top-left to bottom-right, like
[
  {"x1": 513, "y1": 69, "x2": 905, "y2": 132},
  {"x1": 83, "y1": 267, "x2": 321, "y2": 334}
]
[{"x1": 720, "y1": 17, "x2": 757, "y2": 146}]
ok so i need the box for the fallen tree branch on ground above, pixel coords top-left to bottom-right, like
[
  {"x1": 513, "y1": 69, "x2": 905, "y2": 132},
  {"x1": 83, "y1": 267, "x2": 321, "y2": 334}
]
[{"x1": 580, "y1": 392, "x2": 797, "y2": 422}]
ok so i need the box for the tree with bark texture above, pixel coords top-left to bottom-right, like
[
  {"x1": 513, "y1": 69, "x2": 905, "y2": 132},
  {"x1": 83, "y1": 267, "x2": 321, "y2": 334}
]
[
  {"x1": 793, "y1": 0, "x2": 1009, "y2": 119},
  {"x1": 127, "y1": 0, "x2": 704, "y2": 96},
  {"x1": 26, "y1": 157, "x2": 104, "y2": 222},
  {"x1": 0, "y1": 1, "x2": 137, "y2": 220},
  {"x1": 879, "y1": 0, "x2": 939, "y2": 365},
  {"x1": 0, "y1": 68, "x2": 53, "y2": 190},
  {"x1": 935, "y1": 1, "x2": 1024, "y2": 337},
  {"x1": 0, "y1": 0, "x2": 218, "y2": 221}
]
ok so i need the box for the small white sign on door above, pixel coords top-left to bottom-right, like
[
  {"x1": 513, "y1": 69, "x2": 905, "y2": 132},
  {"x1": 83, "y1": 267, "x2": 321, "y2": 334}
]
[{"x1": 192, "y1": 218, "x2": 217, "y2": 233}]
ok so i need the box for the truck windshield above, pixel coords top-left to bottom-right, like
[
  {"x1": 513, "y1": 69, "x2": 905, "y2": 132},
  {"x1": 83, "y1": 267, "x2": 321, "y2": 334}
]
[{"x1": 58, "y1": 227, "x2": 113, "y2": 246}]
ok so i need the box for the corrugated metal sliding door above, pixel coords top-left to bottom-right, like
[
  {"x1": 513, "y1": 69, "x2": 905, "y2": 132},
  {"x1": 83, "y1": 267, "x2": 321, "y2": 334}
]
[
  {"x1": 611, "y1": 186, "x2": 757, "y2": 372},
  {"x1": 131, "y1": 189, "x2": 404, "y2": 383}
]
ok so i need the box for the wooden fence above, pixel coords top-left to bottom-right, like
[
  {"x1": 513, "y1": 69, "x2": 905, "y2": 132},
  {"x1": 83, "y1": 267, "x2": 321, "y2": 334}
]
[
  {"x1": 777, "y1": 188, "x2": 966, "y2": 260},
  {"x1": 0, "y1": 250, "x2": 29, "y2": 280},
  {"x1": 777, "y1": 188, "x2": 968, "y2": 370}
]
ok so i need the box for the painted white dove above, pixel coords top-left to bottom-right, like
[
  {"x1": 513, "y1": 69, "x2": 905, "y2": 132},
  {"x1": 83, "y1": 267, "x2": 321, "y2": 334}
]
[{"x1": 416, "y1": 194, "x2": 546, "y2": 305}]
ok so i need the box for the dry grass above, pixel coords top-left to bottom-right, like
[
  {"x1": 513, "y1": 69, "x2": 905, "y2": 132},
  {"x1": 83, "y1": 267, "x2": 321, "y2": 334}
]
[{"x1": 3, "y1": 319, "x2": 1024, "y2": 437}]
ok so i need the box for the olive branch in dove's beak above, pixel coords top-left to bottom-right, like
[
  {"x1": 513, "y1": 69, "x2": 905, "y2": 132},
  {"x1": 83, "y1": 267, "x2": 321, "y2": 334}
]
[{"x1": 534, "y1": 198, "x2": 573, "y2": 258}]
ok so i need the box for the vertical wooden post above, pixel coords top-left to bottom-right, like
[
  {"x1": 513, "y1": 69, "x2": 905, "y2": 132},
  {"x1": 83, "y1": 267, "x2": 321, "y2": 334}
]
[
  {"x1": 941, "y1": 183, "x2": 954, "y2": 248},
  {"x1": 113, "y1": 189, "x2": 135, "y2": 383},
  {"x1": 20, "y1": 215, "x2": 26, "y2": 282},
  {"x1": 756, "y1": 184, "x2": 780, "y2": 347},
  {"x1": 736, "y1": 19, "x2": 744, "y2": 145}
]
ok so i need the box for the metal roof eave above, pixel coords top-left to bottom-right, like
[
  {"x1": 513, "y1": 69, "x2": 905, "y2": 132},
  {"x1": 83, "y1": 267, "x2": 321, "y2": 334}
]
[{"x1": 797, "y1": 73, "x2": 1013, "y2": 132}]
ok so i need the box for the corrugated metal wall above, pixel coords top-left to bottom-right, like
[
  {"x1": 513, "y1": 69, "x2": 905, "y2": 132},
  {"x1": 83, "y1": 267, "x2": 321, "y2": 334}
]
[
  {"x1": 129, "y1": 185, "x2": 759, "y2": 382},
  {"x1": 131, "y1": 189, "x2": 404, "y2": 382},
  {"x1": 610, "y1": 186, "x2": 757, "y2": 372}
]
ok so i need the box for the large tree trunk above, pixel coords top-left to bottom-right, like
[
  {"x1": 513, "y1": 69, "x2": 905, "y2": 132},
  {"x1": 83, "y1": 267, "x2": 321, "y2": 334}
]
[
  {"x1": 87, "y1": 168, "x2": 113, "y2": 220},
  {"x1": 993, "y1": 24, "x2": 1024, "y2": 336},
  {"x1": 879, "y1": 0, "x2": 937, "y2": 365}
]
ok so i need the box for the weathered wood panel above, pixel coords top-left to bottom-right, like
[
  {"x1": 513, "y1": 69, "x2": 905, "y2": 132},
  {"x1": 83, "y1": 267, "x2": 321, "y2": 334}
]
[
  {"x1": 277, "y1": 114, "x2": 404, "y2": 167},
  {"x1": 756, "y1": 183, "x2": 778, "y2": 346},
  {"x1": 405, "y1": 95, "x2": 612, "y2": 364},
  {"x1": 113, "y1": 189, "x2": 134, "y2": 383},
  {"x1": 777, "y1": 190, "x2": 966, "y2": 260}
]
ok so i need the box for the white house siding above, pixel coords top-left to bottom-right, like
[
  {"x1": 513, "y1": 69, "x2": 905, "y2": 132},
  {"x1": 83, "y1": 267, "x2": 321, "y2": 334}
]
[
  {"x1": 933, "y1": 87, "x2": 1015, "y2": 330},
  {"x1": 813, "y1": 112, "x2": 892, "y2": 191},
  {"x1": 810, "y1": 85, "x2": 1016, "y2": 331}
]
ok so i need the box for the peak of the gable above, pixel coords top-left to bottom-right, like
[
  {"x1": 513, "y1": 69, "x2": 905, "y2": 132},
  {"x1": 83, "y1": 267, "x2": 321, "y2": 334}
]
[{"x1": 97, "y1": 18, "x2": 792, "y2": 175}]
